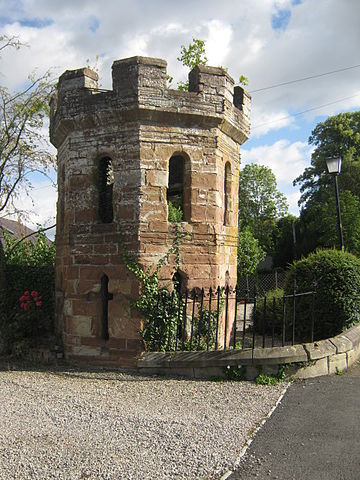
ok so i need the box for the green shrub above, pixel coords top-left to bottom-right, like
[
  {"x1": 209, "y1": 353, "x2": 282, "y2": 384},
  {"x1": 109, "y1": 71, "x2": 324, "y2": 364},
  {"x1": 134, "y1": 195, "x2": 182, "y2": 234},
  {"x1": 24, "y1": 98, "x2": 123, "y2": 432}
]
[
  {"x1": 284, "y1": 249, "x2": 360, "y2": 340},
  {"x1": 0, "y1": 242, "x2": 7, "y2": 352},
  {"x1": 253, "y1": 288, "x2": 285, "y2": 336},
  {"x1": 255, "y1": 365, "x2": 288, "y2": 385},
  {"x1": 1, "y1": 265, "x2": 55, "y2": 355},
  {"x1": 0, "y1": 231, "x2": 56, "y2": 356},
  {"x1": 168, "y1": 201, "x2": 183, "y2": 223}
]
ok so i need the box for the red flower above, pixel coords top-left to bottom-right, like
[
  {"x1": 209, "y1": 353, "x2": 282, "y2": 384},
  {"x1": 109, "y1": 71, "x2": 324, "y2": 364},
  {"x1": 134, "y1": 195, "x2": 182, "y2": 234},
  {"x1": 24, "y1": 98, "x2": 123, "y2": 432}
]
[
  {"x1": 35, "y1": 301, "x2": 42, "y2": 307},
  {"x1": 24, "y1": 291, "x2": 30, "y2": 297},
  {"x1": 31, "y1": 291, "x2": 38, "y2": 297},
  {"x1": 19, "y1": 295, "x2": 26, "y2": 302}
]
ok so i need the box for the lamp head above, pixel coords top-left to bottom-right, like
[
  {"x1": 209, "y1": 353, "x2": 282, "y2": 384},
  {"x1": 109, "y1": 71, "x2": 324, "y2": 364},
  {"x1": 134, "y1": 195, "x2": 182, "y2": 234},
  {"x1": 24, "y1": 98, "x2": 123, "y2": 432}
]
[{"x1": 326, "y1": 157, "x2": 342, "y2": 175}]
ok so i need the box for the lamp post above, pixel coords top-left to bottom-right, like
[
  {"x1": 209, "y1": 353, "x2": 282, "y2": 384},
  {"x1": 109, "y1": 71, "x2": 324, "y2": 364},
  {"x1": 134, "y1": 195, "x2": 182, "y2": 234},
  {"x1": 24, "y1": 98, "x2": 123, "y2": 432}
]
[{"x1": 325, "y1": 157, "x2": 344, "y2": 252}]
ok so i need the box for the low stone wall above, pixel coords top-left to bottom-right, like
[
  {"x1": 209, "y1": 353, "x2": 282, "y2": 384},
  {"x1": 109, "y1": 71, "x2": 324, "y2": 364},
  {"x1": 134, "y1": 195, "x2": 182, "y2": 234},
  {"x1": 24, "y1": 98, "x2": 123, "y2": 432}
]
[{"x1": 137, "y1": 323, "x2": 360, "y2": 380}]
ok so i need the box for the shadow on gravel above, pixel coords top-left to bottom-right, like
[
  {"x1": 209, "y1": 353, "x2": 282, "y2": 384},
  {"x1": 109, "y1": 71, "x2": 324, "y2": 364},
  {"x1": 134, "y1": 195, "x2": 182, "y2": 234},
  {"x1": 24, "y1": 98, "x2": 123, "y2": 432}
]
[{"x1": 0, "y1": 357, "x2": 213, "y2": 383}]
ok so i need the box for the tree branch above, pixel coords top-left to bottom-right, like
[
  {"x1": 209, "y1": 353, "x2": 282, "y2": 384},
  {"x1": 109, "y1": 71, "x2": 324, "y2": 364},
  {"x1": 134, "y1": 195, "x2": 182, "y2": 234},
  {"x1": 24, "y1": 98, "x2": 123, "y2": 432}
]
[{"x1": 6, "y1": 223, "x2": 56, "y2": 255}]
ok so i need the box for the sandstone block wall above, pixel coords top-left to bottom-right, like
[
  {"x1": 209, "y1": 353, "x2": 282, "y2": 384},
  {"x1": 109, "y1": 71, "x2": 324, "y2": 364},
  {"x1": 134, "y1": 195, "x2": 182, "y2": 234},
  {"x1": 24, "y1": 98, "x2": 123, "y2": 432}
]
[{"x1": 50, "y1": 56, "x2": 251, "y2": 365}]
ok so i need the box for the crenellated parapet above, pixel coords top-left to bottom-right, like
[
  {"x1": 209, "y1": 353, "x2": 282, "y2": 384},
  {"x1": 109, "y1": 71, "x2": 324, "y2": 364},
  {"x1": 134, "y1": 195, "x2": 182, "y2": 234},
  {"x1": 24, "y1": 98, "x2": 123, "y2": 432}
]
[{"x1": 50, "y1": 56, "x2": 250, "y2": 148}]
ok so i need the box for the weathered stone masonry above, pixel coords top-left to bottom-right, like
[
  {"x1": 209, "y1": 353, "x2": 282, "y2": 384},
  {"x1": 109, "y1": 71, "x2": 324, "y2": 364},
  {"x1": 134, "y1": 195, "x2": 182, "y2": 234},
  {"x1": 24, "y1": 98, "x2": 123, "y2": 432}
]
[{"x1": 50, "y1": 56, "x2": 251, "y2": 365}]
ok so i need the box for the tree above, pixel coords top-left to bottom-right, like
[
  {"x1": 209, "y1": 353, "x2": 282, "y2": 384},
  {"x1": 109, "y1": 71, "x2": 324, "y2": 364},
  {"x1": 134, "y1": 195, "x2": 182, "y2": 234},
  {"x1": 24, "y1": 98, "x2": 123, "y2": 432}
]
[
  {"x1": 294, "y1": 112, "x2": 360, "y2": 256},
  {"x1": 237, "y1": 227, "x2": 265, "y2": 277},
  {"x1": 238, "y1": 164, "x2": 288, "y2": 252},
  {"x1": 176, "y1": 38, "x2": 248, "y2": 90},
  {"x1": 296, "y1": 189, "x2": 360, "y2": 257},
  {"x1": 0, "y1": 34, "x2": 55, "y2": 215},
  {"x1": 177, "y1": 38, "x2": 208, "y2": 70},
  {"x1": 294, "y1": 112, "x2": 360, "y2": 207},
  {"x1": 272, "y1": 214, "x2": 298, "y2": 269}
]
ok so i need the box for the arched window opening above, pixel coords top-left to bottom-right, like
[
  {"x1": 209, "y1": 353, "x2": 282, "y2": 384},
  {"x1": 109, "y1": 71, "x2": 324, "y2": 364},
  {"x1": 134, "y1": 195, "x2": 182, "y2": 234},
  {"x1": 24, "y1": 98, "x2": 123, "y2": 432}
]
[
  {"x1": 224, "y1": 162, "x2": 231, "y2": 226},
  {"x1": 167, "y1": 155, "x2": 184, "y2": 222},
  {"x1": 98, "y1": 157, "x2": 114, "y2": 223},
  {"x1": 100, "y1": 274, "x2": 113, "y2": 341}
]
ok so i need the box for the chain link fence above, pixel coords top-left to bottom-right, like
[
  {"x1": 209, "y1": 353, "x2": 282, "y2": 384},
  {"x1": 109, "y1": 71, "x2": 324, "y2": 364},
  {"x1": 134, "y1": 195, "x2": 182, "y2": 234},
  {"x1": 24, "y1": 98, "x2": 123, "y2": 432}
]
[{"x1": 237, "y1": 270, "x2": 287, "y2": 297}]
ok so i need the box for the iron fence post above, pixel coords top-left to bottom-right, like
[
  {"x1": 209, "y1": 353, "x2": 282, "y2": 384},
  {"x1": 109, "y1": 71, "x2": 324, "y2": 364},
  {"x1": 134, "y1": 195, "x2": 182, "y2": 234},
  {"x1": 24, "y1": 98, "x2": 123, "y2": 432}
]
[
  {"x1": 190, "y1": 288, "x2": 196, "y2": 351},
  {"x1": 197, "y1": 288, "x2": 204, "y2": 351},
  {"x1": 292, "y1": 279, "x2": 297, "y2": 345},
  {"x1": 262, "y1": 294, "x2": 267, "y2": 348},
  {"x1": 207, "y1": 287, "x2": 213, "y2": 351},
  {"x1": 215, "y1": 286, "x2": 221, "y2": 350},
  {"x1": 242, "y1": 288, "x2": 248, "y2": 349},
  {"x1": 233, "y1": 285, "x2": 239, "y2": 349},
  {"x1": 224, "y1": 285, "x2": 229, "y2": 350},
  {"x1": 252, "y1": 285, "x2": 257, "y2": 351}
]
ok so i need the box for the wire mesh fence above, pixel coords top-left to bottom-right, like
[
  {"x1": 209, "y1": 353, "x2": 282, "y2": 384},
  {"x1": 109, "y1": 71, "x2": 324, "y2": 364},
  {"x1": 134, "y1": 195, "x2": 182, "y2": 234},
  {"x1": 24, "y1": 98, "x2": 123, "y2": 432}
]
[{"x1": 237, "y1": 270, "x2": 287, "y2": 297}]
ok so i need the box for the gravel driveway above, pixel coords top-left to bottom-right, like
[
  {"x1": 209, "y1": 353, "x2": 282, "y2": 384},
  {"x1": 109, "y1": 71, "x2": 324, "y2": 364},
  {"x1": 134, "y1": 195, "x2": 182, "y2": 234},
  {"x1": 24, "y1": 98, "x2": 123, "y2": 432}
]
[{"x1": 0, "y1": 366, "x2": 287, "y2": 479}]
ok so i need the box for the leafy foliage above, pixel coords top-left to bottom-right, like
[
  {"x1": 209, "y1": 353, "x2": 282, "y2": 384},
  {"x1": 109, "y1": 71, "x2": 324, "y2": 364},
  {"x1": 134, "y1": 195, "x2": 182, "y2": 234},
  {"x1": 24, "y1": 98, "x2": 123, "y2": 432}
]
[
  {"x1": 225, "y1": 365, "x2": 245, "y2": 381},
  {"x1": 255, "y1": 365, "x2": 288, "y2": 385},
  {"x1": 297, "y1": 189, "x2": 360, "y2": 257},
  {"x1": 237, "y1": 227, "x2": 265, "y2": 276},
  {"x1": 291, "y1": 112, "x2": 360, "y2": 258},
  {"x1": 294, "y1": 111, "x2": 360, "y2": 208},
  {"x1": 121, "y1": 227, "x2": 219, "y2": 351},
  {"x1": 273, "y1": 214, "x2": 298, "y2": 269},
  {"x1": 285, "y1": 249, "x2": 360, "y2": 340},
  {"x1": 0, "y1": 230, "x2": 55, "y2": 356},
  {"x1": 3, "y1": 230, "x2": 55, "y2": 266},
  {"x1": 176, "y1": 37, "x2": 248, "y2": 91},
  {"x1": 168, "y1": 200, "x2": 183, "y2": 223},
  {"x1": 239, "y1": 74, "x2": 249, "y2": 86},
  {"x1": 253, "y1": 288, "x2": 285, "y2": 337},
  {"x1": 0, "y1": 34, "x2": 55, "y2": 215},
  {"x1": 177, "y1": 38, "x2": 208, "y2": 70},
  {"x1": 238, "y1": 164, "x2": 288, "y2": 252}
]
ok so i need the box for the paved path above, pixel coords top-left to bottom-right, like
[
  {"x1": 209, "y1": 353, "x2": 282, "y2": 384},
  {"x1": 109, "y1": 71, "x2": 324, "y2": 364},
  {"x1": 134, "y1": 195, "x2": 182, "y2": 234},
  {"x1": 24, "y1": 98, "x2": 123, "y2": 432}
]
[{"x1": 228, "y1": 362, "x2": 360, "y2": 480}]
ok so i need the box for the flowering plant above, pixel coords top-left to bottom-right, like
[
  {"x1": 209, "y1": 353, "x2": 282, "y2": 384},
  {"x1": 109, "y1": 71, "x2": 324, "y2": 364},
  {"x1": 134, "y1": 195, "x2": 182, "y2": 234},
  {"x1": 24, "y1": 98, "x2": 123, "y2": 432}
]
[{"x1": 19, "y1": 290, "x2": 42, "y2": 311}]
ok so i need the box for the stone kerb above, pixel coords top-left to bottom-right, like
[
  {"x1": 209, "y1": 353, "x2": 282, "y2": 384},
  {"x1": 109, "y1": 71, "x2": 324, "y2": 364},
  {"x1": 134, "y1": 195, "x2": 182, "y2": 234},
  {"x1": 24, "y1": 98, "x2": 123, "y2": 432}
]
[{"x1": 137, "y1": 323, "x2": 360, "y2": 380}]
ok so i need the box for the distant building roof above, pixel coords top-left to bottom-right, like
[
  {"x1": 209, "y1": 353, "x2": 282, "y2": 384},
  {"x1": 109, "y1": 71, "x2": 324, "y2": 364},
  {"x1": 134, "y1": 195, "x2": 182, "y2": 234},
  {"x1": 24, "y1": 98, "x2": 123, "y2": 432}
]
[{"x1": 0, "y1": 218, "x2": 53, "y2": 248}]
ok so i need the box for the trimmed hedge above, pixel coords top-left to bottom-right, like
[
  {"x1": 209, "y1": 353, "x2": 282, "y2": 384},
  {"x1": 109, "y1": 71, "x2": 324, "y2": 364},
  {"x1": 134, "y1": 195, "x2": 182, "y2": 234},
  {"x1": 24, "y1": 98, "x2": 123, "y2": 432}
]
[{"x1": 284, "y1": 249, "x2": 360, "y2": 340}]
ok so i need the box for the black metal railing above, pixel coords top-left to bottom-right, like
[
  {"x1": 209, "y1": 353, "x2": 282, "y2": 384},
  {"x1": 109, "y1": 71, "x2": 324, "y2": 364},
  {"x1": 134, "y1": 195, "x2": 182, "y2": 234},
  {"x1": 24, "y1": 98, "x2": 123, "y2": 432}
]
[{"x1": 149, "y1": 281, "x2": 317, "y2": 352}]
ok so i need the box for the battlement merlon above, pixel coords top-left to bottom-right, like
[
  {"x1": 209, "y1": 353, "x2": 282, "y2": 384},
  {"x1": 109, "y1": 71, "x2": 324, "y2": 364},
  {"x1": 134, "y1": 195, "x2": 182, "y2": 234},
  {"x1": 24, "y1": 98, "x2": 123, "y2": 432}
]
[{"x1": 50, "y1": 56, "x2": 251, "y2": 148}]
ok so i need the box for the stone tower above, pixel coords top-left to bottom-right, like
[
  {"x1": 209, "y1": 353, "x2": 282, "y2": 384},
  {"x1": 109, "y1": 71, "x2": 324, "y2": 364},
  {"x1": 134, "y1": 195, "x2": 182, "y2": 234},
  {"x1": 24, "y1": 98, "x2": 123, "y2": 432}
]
[{"x1": 50, "y1": 56, "x2": 251, "y2": 366}]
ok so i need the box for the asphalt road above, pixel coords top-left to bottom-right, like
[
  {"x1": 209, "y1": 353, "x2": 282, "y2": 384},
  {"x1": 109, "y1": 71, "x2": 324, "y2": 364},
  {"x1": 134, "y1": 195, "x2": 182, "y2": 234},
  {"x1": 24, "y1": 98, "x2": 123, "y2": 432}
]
[{"x1": 228, "y1": 362, "x2": 360, "y2": 480}]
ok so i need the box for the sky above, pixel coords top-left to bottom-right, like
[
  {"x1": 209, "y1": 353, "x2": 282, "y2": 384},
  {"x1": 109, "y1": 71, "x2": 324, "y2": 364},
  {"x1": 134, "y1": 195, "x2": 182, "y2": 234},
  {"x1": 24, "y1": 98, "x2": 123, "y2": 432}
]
[{"x1": 0, "y1": 0, "x2": 359, "y2": 236}]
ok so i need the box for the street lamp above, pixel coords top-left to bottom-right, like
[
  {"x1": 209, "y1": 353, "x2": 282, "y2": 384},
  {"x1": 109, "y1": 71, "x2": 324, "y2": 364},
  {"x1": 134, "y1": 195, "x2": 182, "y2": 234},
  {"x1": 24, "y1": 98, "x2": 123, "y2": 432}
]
[{"x1": 325, "y1": 156, "x2": 344, "y2": 252}]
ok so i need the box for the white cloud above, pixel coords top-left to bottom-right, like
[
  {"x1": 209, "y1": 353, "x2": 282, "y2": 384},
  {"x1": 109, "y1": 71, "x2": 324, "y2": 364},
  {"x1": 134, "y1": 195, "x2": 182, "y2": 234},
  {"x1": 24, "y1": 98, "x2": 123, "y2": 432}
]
[
  {"x1": 205, "y1": 20, "x2": 232, "y2": 67},
  {"x1": 242, "y1": 139, "x2": 312, "y2": 182},
  {"x1": 1, "y1": 0, "x2": 359, "y2": 222},
  {"x1": 241, "y1": 139, "x2": 314, "y2": 215},
  {"x1": 250, "y1": 108, "x2": 295, "y2": 136}
]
